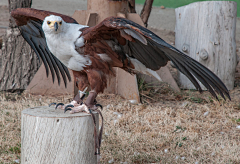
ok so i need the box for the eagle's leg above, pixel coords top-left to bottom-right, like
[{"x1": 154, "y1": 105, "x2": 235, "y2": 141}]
[
  {"x1": 53, "y1": 70, "x2": 104, "y2": 113},
  {"x1": 73, "y1": 71, "x2": 90, "y2": 104},
  {"x1": 53, "y1": 88, "x2": 88, "y2": 113},
  {"x1": 52, "y1": 71, "x2": 91, "y2": 112},
  {"x1": 84, "y1": 90, "x2": 98, "y2": 109},
  {"x1": 65, "y1": 69, "x2": 106, "y2": 113},
  {"x1": 72, "y1": 87, "x2": 88, "y2": 104},
  {"x1": 67, "y1": 90, "x2": 99, "y2": 114}
]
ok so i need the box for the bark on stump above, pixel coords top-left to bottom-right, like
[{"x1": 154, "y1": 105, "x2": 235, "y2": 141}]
[
  {"x1": 175, "y1": 1, "x2": 237, "y2": 90},
  {"x1": 21, "y1": 106, "x2": 98, "y2": 164}
]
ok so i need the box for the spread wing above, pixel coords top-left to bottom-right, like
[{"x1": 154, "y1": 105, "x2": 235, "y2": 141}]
[
  {"x1": 11, "y1": 8, "x2": 77, "y2": 87},
  {"x1": 81, "y1": 17, "x2": 230, "y2": 100}
]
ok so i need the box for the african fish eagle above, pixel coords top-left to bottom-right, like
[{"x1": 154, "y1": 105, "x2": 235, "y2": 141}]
[{"x1": 11, "y1": 8, "x2": 230, "y2": 113}]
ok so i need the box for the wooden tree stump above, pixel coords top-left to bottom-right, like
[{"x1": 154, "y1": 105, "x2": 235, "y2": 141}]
[
  {"x1": 175, "y1": 1, "x2": 237, "y2": 90},
  {"x1": 21, "y1": 106, "x2": 98, "y2": 164}
]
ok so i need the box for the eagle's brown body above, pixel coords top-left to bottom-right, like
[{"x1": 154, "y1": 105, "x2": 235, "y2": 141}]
[{"x1": 76, "y1": 20, "x2": 137, "y2": 93}]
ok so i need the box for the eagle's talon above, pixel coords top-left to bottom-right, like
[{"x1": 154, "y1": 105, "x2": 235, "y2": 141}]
[
  {"x1": 95, "y1": 104, "x2": 103, "y2": 110},
  {"x1": 55, "y1": 103, "x2": 64, "y2": 109},
  {"x1": 65, "y1": 104, "x2": 74, "y2": 108},
  {"x1": 64, "y1": 108, "x2": 72, "y2": 113},
  {"x1": 63, "y1": 105, "x2": 74, "y2": 113},
  {"x1": 49, "y1": 102, "x2": 56, "y2": 107}
]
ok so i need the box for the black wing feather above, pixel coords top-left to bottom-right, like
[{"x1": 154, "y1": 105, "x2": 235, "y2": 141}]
[
  {"x1": 51, "y1": 54, "x2": 68, "y2": 88},
  {"x1": 128, "y1": 40, "x2": 168, "y2": 70},
  {"x1": 45, "y1": 47, "x2": 62, "y2": 86},
  {"x1": 19, "y1": 19, "x2": 71, "y2": 86}
]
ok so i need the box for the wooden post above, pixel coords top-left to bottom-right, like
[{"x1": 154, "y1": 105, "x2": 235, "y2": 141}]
[
  {"x1": 25, "y1": 65, "x2": 78, "y2": 96},
  {"x1": 87, "y1": 0, "x2": 128, "y2": 24},
  {"x1": 175, "y1": 1, "x2": 237, "y2": 90},
  {"x1": 21, "y1": 106, "x2": 98, "y2": 164}
]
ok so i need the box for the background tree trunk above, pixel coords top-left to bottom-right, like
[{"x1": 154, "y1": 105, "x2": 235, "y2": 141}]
[
  {"x1": 128, "y1": 0, "x2": 153, "y2": 27},
  {"x1": 8, "y1": 0, "x2": 32, "y2": 28},
  {"x1": 128, "y1": 0, "x2": 136, "y2": 13},
  {"x1": 140, "y1": 0, "x2": 154, "y2": 27},
  {"x1": 0, "y1": 0, "x2": 41, "y2": 92}
]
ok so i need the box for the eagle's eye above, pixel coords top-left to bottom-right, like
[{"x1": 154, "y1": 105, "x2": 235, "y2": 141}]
[
  {"x1": 47, "y1": 21, "x2": 51, "y2": 25},
  {"x1": 59, "y1": 21, "x2": 62, "y2": 25}
]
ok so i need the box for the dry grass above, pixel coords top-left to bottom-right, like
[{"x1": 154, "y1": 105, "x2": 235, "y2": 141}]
[
  {"x1": 99, "y1": 91, "x2": 240, "y2": 164},
  {"x1": 0, "y1": 92, "x2": 73, "y2": 163},
  {"x1": 0, "y1": 86, "x2": 240, "y2": 163}
]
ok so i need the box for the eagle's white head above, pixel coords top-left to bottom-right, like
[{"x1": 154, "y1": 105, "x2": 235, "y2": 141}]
[{"x1": 42, "y1": 15, "x2": 66, "y2": 34}]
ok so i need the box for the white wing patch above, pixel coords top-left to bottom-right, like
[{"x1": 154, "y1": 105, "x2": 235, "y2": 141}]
[
  {"x1": 98, "y1": 54, "x2": 112, "y2": 62},
  {"x1": 75, "y1": 36, "x2": 85, "y2": 48},
  {"x1": 129, "y1": 57, "x2": 162, "y2": 81},
  {"x1": 68, "y1": 55, "x2": 92, "y2": 71},
  {"x1": 124, "y1": 29, "x2": 147, "y2": 45}
]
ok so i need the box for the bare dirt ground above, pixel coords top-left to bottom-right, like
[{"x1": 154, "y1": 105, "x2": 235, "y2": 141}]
[{"x1": 0, "y1": 4, "x2": 240, "y2": 164}]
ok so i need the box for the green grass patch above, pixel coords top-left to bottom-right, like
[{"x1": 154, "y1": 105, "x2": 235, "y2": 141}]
[
  {"x1": 136, "y1": 0, "x2": 240, "y2": 17},
  {"x1": 9, "y1": 143, "x2": 21, "y2": 154},
  {"x1": 189, "y1": 96, "x2": 206, "y2": 104}
]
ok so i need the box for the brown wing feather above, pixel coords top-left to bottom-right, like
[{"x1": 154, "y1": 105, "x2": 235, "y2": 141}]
[
  {"x1": 80, "y1": 17, "x2": 169, "y2": 71},
  {"x1": 11, "y1": 8, "x2": 77, "y2": 26}
]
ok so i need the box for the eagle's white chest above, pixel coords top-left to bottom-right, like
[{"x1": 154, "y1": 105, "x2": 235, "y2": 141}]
[{"x1": 45, "y1": 24, "x2": 91, "y2": 71}]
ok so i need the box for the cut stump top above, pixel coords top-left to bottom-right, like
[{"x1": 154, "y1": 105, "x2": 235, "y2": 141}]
[{"x1": 22, "y1": 106, "x2": 97, "y2": 118}]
